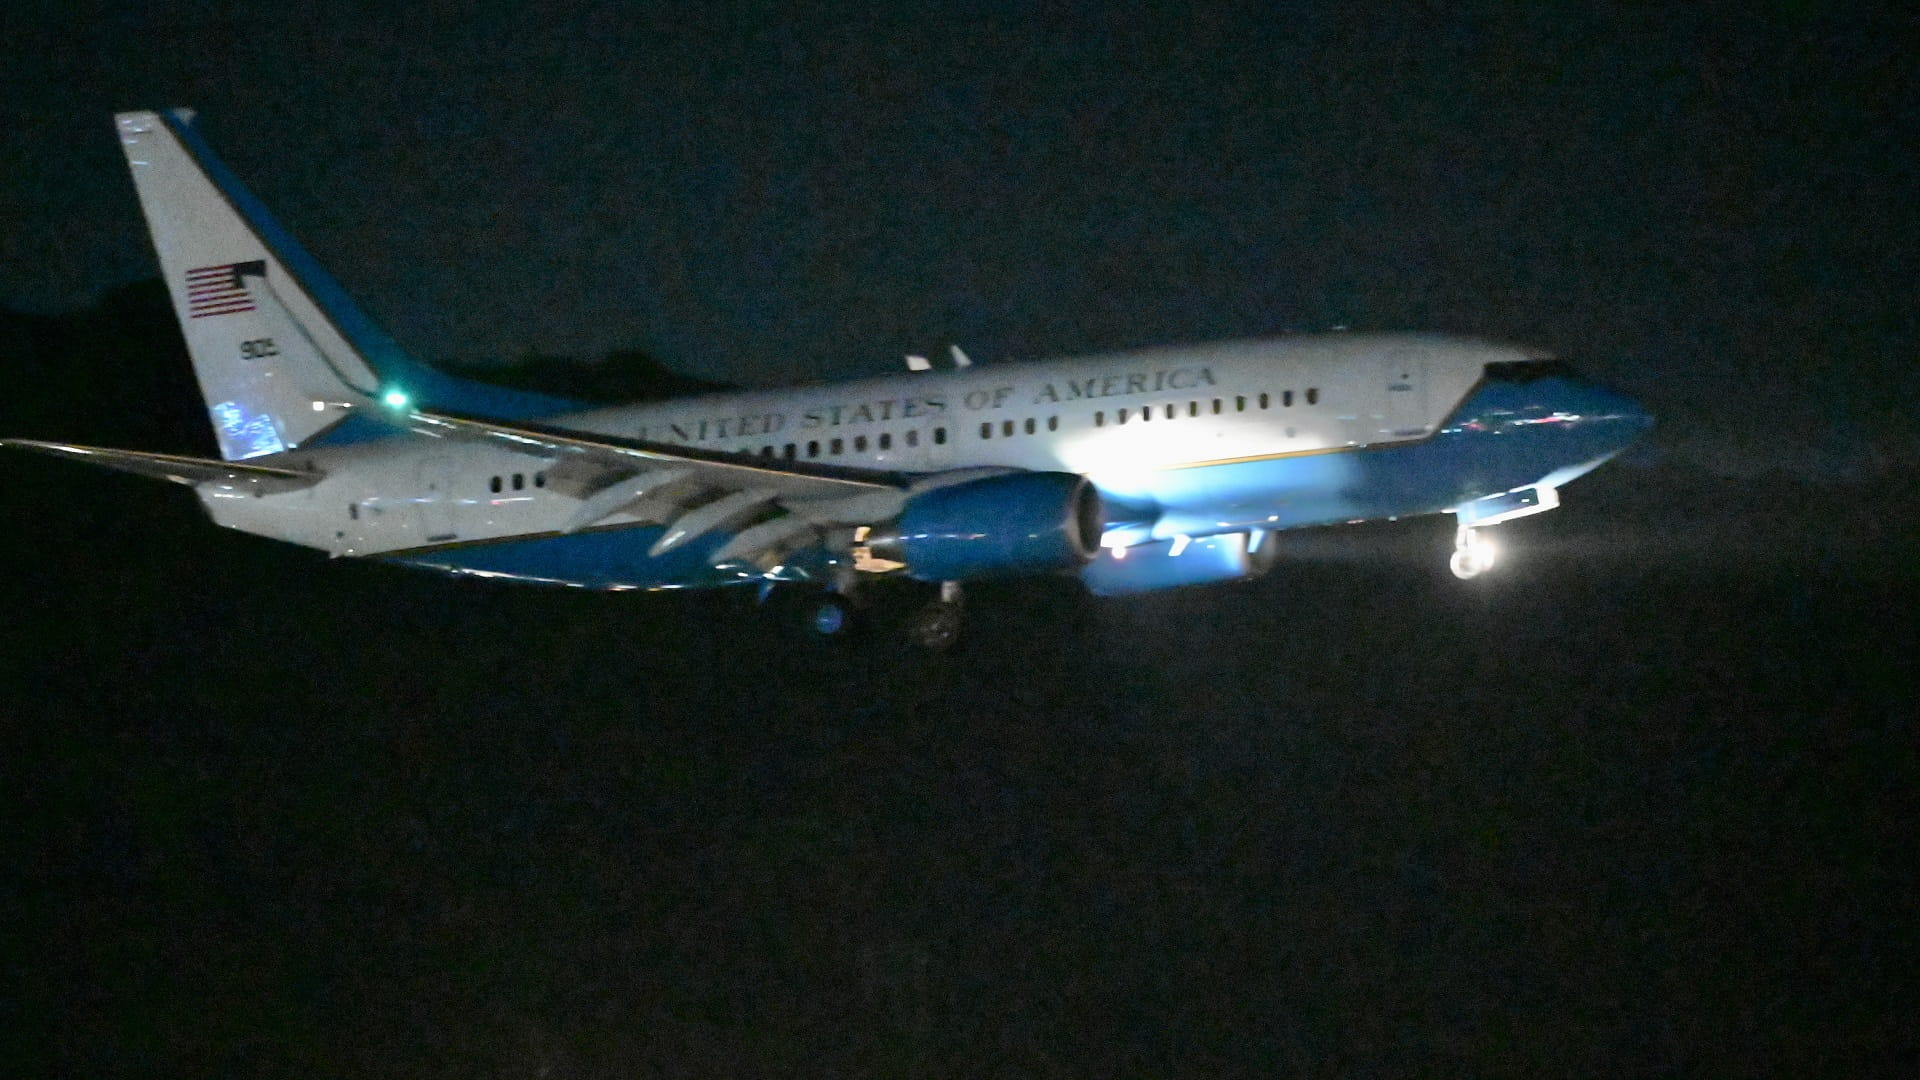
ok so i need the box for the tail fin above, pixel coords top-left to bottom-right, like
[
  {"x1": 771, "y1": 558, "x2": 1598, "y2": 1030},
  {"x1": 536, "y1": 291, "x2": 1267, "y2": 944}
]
[{"x1": 114, "y1": 109, "x2": 580, "y2": 460}]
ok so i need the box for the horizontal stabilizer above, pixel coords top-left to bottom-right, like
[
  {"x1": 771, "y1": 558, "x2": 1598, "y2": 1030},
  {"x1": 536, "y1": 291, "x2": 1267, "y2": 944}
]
[{"x1": 1, "y1": 439, "x2": 322, "y2": 493}]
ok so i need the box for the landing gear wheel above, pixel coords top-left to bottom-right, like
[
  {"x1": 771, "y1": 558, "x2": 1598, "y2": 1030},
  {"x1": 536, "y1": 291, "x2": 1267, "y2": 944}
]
[
  {"x1": 904, "y1": 600, "x2": 963, "y2": 651},
  {"x1": 1449, "y1": 548, "x2": 1482, "y2": 580},
  {"x1": 790, "y1": 591, "x2": 855, "y2": 638}
]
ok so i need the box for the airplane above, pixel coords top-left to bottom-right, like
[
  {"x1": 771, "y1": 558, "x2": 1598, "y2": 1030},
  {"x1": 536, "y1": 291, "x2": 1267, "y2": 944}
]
[{"x1": 4, "y1": 109, "x2": 1652, "y2": 649}]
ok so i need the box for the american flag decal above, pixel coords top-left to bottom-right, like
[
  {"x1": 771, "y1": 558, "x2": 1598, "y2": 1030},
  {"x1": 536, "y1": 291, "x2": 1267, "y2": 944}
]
[{"x1": 185, "y1": 260, "x2": 264, "y2": 318}]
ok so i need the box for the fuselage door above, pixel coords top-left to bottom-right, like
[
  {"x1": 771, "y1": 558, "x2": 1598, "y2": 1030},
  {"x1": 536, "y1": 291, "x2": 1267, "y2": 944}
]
[
  {"x1": 416, "y1": 456, "x2": 461, "y2": 542},
  {"x1": 1382, "y1": 350, "x2": 1429, "y2": 439}
]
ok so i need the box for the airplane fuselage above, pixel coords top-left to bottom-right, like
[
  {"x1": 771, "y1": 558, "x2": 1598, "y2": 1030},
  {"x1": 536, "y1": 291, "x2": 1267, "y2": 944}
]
[
  {"x1": 6, "y1": 110, "x2": 1653, "y2": 640},
  {"x1": 198, "y1": 331, "x2": 1648, "y2": 590}
]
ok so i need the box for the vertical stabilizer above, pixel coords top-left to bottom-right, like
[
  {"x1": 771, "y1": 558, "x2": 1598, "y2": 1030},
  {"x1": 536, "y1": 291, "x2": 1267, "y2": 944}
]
[
  {"x1": 114, "y1": 109, "x2": 581, "y2": 461},
  {"x1": 116, "y1": 110, "x2": 385, "y2": 458}
]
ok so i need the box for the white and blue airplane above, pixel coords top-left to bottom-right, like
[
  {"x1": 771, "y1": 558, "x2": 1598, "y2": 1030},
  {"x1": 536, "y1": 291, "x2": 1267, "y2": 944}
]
[{"x1": 5, "y1": 109, "x2": 1651, "y2": 648}]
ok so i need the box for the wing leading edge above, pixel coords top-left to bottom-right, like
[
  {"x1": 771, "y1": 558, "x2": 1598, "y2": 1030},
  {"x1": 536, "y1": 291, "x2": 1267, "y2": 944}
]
[
  {"x1": 0, "y1": 439, "x2": 322, "y2": 494},
  {"x1": 398, "y1": 406, "x2": 908, "y2": 497}
]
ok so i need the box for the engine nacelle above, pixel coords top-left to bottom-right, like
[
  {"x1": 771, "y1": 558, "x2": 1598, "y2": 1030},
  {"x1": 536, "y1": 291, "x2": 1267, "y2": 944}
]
[{"x1": 869, "y1": 472, "x2": 1103, "y2": 582}]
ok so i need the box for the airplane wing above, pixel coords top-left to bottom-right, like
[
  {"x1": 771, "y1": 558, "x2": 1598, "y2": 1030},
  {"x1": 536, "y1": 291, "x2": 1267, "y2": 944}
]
[
  {"x1": 401, "y1": 407, "x2": 906, "y2": 497},
  {"x1": 393, "y1": 407, "x2": 997, "y2": 567},
  {"x1": 1, "y1": 439, "x2": 322, "y2": 494}
]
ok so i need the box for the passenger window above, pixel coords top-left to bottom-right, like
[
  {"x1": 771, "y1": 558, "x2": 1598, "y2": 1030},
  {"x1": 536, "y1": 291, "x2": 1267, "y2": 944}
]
[
  {"x1": 906, "y1": 429, "x2": 919, "y2": 448},
  {"x1": 1118, "y1": 408, "x2": 1129, "y2": 424},
  {"x1": 1021, "y1": 418, "x2": 1033, "y2": 436},
  {"x1": 807, "y1": 440, "x2": 820, "y2": 458},
  {"x1": 879, "y1": 432, "x2": 892, "y2": 451},
  {"x1": 934, "y1": 427, "x2": 947, "y2": 445},
  {"x1": 1283, "y1": 390, "x2": 1293, "y2": 407},
  {"x1": 830, "y1": 437, "x2": 844, "y2": 455},
  {"x1": 980, "y1": 422, "x2": 993, "y2": 439},
  {"x1": 854, "y1": 435, "x2": 868, "y2": 452},
  {"x1": 784, "y1": 443, "x2": 797, "y2": 459},
  {"x1": 1047, "y1": 416, "x2": 1058, "y2": 432},
  {"x1": 1259, "y1": 393, "x2": 1269, "y2": 409},
  {"x1": 348, "y1": 503, "x2": 359, "y2": 520},
  {"x1": 1307, "y1": 388, "x2": 1320, "y2": 405},
  {"x1": 1236, "y1": 396, "x2": 1246, "y2": 412},
  {"x1": 535, "y1": 473, "x2": 546, "y2": 487},
  {"x1": 1095, "y1": 411, "x2": 1105, "y2": 427},
  {"x1": 512, "y1": 473, "x2": 524, "y2": 490},
  {"x1": 1166, "y1": 404, "x2": 1176, "y2": 420},
  {"x1": 489, "y1": 476, "x2": 502, "y2": 493},
  {"x1": 1189, "y1": 401, "x2": 1199, "y2": 417},
  {"x1": 1141, "y1": 406, "x2": 1152, "y2": 422},
  {"x1": 1212, "y1": 399, "x2": 1222, "y2": 414},
  {"x1": 1003, "y1": 420, "x2": 1015, "y2": 437}
]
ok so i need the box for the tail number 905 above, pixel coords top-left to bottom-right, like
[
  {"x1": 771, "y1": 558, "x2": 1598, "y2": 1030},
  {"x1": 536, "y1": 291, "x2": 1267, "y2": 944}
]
[{"x1": 240, "y1": 337, "x2": 279, "y2": 359}]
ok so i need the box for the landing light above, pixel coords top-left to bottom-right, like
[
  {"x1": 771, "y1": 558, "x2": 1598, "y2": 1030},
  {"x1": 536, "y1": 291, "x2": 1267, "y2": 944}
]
[
  {"x1": 382, "y1": 389, "x2": 411, "y2": 409},
  {"x1": 1473, "y1": 534, "x2": 1500, "y2": 570}
]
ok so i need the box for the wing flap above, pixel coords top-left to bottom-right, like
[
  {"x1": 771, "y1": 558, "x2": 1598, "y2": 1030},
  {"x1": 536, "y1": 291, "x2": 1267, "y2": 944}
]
[
  {"x1": 649, "y1": 489, "x2": 780, "y2": 557},
  {"x1": 560, "y1": 467, "x2": 692, "y2": 533},
  {"x1": 710, "y1": 515, "x2": 823, "y2": 570}
]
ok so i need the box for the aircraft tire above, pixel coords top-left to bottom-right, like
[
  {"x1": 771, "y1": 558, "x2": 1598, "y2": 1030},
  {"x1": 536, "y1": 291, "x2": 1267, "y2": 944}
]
[
  {"x1": 801, "y1": 592, "x2": 855, "y2": 638},
  {"x1": 766, "y1": 587, "x2": 856, "y2": 639},
  {"x1": 1449, "y1": 549, "x2": 1481, "y2": 580}
]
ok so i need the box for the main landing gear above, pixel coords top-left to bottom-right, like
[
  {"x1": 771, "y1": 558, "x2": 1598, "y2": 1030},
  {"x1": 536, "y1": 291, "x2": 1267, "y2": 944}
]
[
  {"x1": 768, "y1": 580, "x2": 966, "y2": 651},
  {"x1": 798, "y1": 591, "x2": 854, "y2": 637},
  {"x1": 764, "y1": 587, "x2": 857, "y2": 639},
  {"x1": 1449, "y1": 524, "x2": 1500, "y2": 580}
]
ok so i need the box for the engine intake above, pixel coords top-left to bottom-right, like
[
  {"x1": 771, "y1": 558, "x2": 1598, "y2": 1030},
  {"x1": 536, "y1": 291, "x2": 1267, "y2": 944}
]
[{"x1": 868, "y1": 472, "x2": 1103, "y2": 581}]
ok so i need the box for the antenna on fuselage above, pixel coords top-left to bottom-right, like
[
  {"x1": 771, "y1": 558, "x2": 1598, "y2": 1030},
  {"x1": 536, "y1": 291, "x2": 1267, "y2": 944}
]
[{"x1": 906, "y1": 346, "x2": 973, "y2": 371}]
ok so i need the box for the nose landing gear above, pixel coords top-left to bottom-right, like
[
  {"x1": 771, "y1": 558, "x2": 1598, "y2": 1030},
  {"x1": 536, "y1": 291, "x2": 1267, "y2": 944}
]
[{"x1": 1449, "y1": 525, "x2": 1499, "y2": 580}]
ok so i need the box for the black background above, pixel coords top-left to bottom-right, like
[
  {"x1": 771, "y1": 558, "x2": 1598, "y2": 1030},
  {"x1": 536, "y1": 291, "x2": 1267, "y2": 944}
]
[{"x1": 4, "y1": 3, "x2": 1918, "y2": 1074}]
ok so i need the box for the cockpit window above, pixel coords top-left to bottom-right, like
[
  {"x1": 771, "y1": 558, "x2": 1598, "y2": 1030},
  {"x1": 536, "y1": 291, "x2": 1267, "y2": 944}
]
[{"x1": 1485, "y1": 359, "x2": 1577, "y2": 383}]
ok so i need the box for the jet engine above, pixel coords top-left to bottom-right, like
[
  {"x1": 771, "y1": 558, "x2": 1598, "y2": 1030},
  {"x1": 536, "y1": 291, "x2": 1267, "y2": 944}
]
[{"x1": 865, "y1": 472, "x2": 1103, "y2": 581}]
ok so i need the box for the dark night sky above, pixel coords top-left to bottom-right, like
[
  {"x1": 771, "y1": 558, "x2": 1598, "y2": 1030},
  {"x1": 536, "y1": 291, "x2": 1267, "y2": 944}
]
[
  {"x1": 2, "y1": 2, "x2": 1914, "y2": 477},
  {"x1": 5, "y1": 5, "x2": 1920, "y2": 1074}
]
